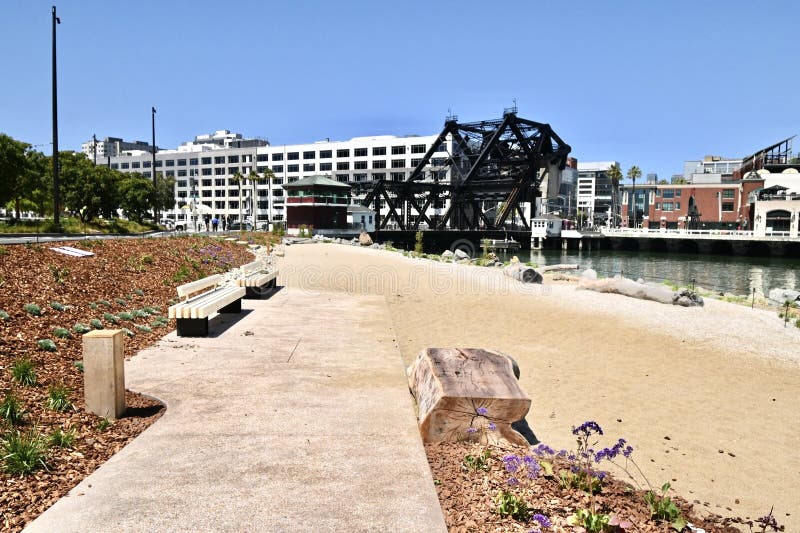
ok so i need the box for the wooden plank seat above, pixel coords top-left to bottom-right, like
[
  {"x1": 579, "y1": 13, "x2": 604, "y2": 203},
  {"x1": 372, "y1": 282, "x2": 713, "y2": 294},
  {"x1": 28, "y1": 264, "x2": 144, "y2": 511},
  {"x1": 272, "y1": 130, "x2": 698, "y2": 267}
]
[
  {"x1": 168, "y1": 274, "x2": 245, "y2": 337},
  {"x1": 237, "y1": 260, "x2": 279, "y2": 299}
]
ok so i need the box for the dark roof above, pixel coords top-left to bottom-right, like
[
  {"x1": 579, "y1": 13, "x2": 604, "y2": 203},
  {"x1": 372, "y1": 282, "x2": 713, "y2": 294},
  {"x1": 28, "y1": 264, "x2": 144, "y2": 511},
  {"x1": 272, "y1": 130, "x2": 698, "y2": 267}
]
[{"x1": 281, "y1": 175, "x2": 351, "y2": 189}]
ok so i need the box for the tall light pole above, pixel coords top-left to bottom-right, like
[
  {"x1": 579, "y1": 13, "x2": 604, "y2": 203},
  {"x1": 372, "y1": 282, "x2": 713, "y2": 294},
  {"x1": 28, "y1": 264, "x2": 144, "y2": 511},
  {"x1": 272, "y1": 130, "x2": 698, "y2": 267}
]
[
  {"x1": 151, "y1": 106, "x2": 157, "y2": 222},
  {"x1": 631, "y1": 177, "x2": 636, "y2": 229},
  {"x1": 51, "y1": 6, "x2": 61, "y2": 228}
]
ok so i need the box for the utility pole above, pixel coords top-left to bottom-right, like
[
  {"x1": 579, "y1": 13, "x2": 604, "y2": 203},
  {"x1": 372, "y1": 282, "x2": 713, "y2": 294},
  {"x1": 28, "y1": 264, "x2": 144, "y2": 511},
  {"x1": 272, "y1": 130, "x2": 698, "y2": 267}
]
[
  {"x1": 151, "y1": 106, "x2": 157, "y2": 222},
  {"x1": 52, "y1": 6, "x2": 61, "y2": 228},
  {"x1": 92, "y1": 133, "x2": 97, "y2": 166}
]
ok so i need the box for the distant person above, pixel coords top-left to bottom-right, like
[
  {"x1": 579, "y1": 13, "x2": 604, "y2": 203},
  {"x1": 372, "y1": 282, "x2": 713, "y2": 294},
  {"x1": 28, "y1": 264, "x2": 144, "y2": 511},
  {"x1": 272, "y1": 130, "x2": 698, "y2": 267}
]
[
  {"x1": 203, "y1": 214, "x2": 211, "y2": 231},
  {"x1": 211, "y1": 217, "x2": 219, "y2": 231},
  {"x1": 221, "y1": 215, "x2": 227, "y2": 231}
]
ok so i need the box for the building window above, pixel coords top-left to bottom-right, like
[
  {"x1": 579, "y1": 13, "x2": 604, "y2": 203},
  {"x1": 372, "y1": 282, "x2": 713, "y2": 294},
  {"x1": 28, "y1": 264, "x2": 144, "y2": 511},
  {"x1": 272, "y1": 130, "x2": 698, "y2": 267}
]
[
  {"x1": 272, "y1": 164, "x2": 284, "y2": 173},
  {"x1": 432, "y1": 158, "x2": 446, "y2": 166},
  {"x1": 655, "y1": 189, "x2": 661, "y2": 197},
  {"x1": 675, "y1": 202, "x2": 681, "y2": 210},
  {"x1": 337, "y1": 161, "x2": 350, "y2": 170},
  {"x1": 228, "y1": 167, "x2": 239, "y2": 174},
  {"x1": 353, "y1": 173, "x2": 367, "y2": 182},
  {"x1": 391, "y1": 159, "x2": 405, "y2": 169},
  {"x1": 120, "y1": 162, "x2": 129, "y2": 169},
  {"x1": 287, "y1": 152, "x2": 299, "y2": 160},
  {"x1": 214, "y1": 156, "x2": 225, "y2": 164},
  {"x1": 675, "y1": 189, "x2": 681, "y2": 197},
  {"x1": 215, "y1": 168, "x2": 225, "y2": 175},
  {"x1": 287, "y1": 164, "x2": 299, "y2": 173},
  {"x1": 142, "y1": 171, "x2": 151, "y2": 177},
  {"x1": 202, "y1": 168, "x2": 212, "y2": 176},
  {"x1": 201, "y1": 157, "x2": 212, "y2": 165},
  {"x1": 411, "y1": 144, "x2": 426, "y2": 154},
  {"x1": 336, "y1": 174, "x2": 349, "y2": 183},
  {"x1": 303, "y1": 163, "x2": 315, "y2": 172},
  {"x1": 662, "y1": 202, "x2": 674, "y2": 211},
  {"x1": 272, "y1": 153, "x2": 283, "y2": 161},
  {"x1": 391, "y1": 172, "x2": 405, "y2": 181},
  {"x1": 303, "y1": 151, "x2": 315, "y2": 160},
  {"x1": 176, "y1": 180, "x2": 187, "y2": 188},
  {"x1": 722, "y1": 202, "x2": 734, "y2": 212},
  {"x1": 391, "y1": 145, "x2": 406, "y2": 155},
  {"x1": 229, "y1": 201, "x2": 239, "y2": 209},
  {"x1": 436, "y1": 144, "x2": 447, "y2": 152},
  {"x1": 336, "y1": 149, "x2": 350, "y2": 158},
  {"x1": 662, "y1": 189, "x2": 674, "y2": 199},
  {"x1": 155, "y1": 160, "x2": 163, "y2": 167},
  {"x1": 165, "y1": 160, "x2": 175, "y2": 167},
  {"x1": 143, "y1": 161, "x2": 151, "y2": 168},
  {"x1": 655, "y1": 203, "x2": 661, "y2": 210},
  {"x1": 178, "y1": 170, "x2": 187, "y2": 177},
  {"x1": 215, "y1": 201, "x2": 225, "y2": 209},
  {"x1": 372, "y1": 172, "x2": 385, "y2": 180},
  {"x1": 177, "y1": 159, "x2": 187, "y2": 166},
  {"x1": 166, "y1": 170, "x2": 175, "y2": 177},
  {"x1": 373, "y1": 160, "x2": 386, "y2": 169},
  {"x1": 228, "y1": 155, "x2": 239, "y2": 163},
  {"x1": 214, "y1": 190, "x2": 225, "y2": 197},
  {"x1": 410, "y1": 158, "x2": 422, "y2": 167},
  {"x1": 257, "y1": 154, "x2": 268, "y2": 162},
  {"x1": 722, "y1": 189, "x2": 735, "y2": 199},
  {"x1": 215, "y1": 179, "x2": 225, "y2": 186},
  {"x1": 202, "y1": 179, "x2": 212, "y2": 187},
  {"x1": 188, "y1": 158, "x2": 198, "y2": 166},
  {"x1": 320, "y1": 162, "x2": 332, "y2": 171},
  {"x1": 132, "y1": 162, "x2": 140, "y2": 169},
  {"x1": 373, "y1": 146, "x2": 386, "y2": 156},
  {"x1": 353, "y1": 148, "x2": 367, "y2": 157},
  {"x1": 319, "y1": 150, "x2": 332, "y2": 159},
  {"x1": 354, "y1": 161, "x2": 367, "y2": 170}
]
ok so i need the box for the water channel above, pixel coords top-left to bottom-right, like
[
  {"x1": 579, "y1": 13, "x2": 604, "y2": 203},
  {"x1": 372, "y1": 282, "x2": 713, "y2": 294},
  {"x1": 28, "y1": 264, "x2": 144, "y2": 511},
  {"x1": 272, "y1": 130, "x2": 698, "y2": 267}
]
[{"x1": 498, "y1": 249, "x2": 799, "y2": 297}]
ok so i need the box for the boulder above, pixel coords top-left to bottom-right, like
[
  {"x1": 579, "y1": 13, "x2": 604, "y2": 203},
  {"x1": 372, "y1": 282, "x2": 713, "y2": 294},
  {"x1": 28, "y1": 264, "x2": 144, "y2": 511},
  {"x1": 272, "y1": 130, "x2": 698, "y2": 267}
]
[
  {"x1": 581, "y1": 268, "x2": 598, "y2": 280},
  {"x1": 578, "y1": 277, "x2": 704, "y2": 307},
  {"x1": 441, "y1": 250, "x2": 455, "y2": 260},
  {"x1": 454, "y1": 248, "x2": 470, "y2": 260},
  {"x1": 769, "y1": 288, "x2": 800, "y2": 303},
  {"x1": 486, "y1": 252, "x2": 499, "y2": 262},
  {"x1": 503, "y1": 264, "x2": 543, "y2": 284},
  {"x1": 407, "y1": 348, "x2": 531, "y2": 446},
  {"x1": 540, "y1": 263, "x2": 578, "y2": 273},
  {"x1": 672, "y1": 289, "x2": 704, "y2": 307},
  {"x1": 358, "y1": 232, "x2": 373, "y2": 246}
]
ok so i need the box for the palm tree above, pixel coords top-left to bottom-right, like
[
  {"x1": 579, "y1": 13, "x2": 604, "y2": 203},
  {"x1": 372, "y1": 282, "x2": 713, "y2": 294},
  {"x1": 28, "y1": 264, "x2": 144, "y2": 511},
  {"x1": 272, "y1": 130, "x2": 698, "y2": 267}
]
[
  {"x1": 606, "y1": 163, "x2": 623, "y2": 227},
  {"x1": 247, "y1": 165, "x2": 275, "y2": 230},
  {"x1": 232, "y1": 170, "x2": 245, "y2": 231},
  {"x1": 626, "y1": 165, "x2": 642, "y2": 228}
]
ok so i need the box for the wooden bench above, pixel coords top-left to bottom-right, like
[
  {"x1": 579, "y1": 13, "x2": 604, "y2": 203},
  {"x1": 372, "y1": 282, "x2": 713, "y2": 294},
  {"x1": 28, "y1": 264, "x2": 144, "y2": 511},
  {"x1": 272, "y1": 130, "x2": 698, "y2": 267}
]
[
  {"x1": 237, "y1": 260, "x2": 279, "y2": 299},
  {"x1": 168, "y1": 274, "x2": 246, "y2": 337}
]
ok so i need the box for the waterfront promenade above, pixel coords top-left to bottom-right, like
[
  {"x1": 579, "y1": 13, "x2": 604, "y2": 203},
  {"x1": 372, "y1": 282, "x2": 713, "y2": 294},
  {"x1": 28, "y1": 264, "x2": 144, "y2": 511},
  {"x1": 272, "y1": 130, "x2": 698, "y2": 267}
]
[{"x1": 24, "y1": 287, "x2": 446, "y2": 532}]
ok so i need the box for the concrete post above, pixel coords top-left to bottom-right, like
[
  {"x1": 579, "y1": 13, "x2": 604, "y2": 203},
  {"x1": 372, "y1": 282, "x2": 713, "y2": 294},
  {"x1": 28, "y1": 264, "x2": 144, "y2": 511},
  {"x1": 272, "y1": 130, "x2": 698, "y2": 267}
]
[{"x1": 83, "y1": 329, "x2": 125, "y2": 420}]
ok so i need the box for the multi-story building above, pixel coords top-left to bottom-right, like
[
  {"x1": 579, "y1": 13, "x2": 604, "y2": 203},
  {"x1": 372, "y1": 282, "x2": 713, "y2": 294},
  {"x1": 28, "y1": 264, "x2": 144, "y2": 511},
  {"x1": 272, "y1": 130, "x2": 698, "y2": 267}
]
[
  {"x1": 92, "y1": 130, "x2": 452, "y2": 229},
  {"x1": 682, "y1": 155, "x2": 743, "y2": 183},
  {"x1": 576, "y1": 161, "x2": 620, "y2": 227},
  {"x1": 80, "y1": 136, "x2": 158, "y2": 162}
]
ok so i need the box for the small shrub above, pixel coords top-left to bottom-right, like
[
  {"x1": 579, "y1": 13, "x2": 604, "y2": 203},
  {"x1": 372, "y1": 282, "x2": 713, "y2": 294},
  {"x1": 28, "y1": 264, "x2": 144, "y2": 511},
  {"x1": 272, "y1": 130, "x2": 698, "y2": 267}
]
[
  {"x1": 23, "y1": 303, "x2": 42, "y2": 316},
  {"x1": 135, "y1": 324, "x2": 153, "y2": 333},
  {"x1": 132, "y1": 309, "x2": 149, "y2": 318},
  {"x1": 49, "y1": 265, "x2": 70, "y2": 284},
  {"x1": 795, "y1": 318, "x2": 800, "y2": 329},
  {"x1": 37, "y1": 339, "x2": 57, "y2": 352},
  {"x1": 140, "y1": 254, "x2": 154, "y2": 265},
  {"x1": 103, "y1": 312, "x2": 119, "y2": 324},
  {"x1": 463, "y1": 449, "x2": 492, "y2": 471},
  {"x1": 144, "y1": 306, "x2": 161, "y2": 314},
  {"x1": 114, "y1": 298, "x2": 128, "y2": 307},
  {"x1": 171, "y1": 265, "x2": 192, "y2": 283},
  {"x1": 90, "y1": 318, "x2": 103, "y2": 329},
  {"x1": 72, "y1": 361, "x2": 84, "y2": 373},
  {"x1": 118, "y1": 311, "x2": 134, "y2": 320},
  {"x1": 121, "y1": 328, "x2": 135, "y2": 337},
  {"x1": 10, "y1": 358, "x2": 37, "y2": 386},
  {"x1": 89, "y1": 302, "x2": 98, "y2": 310},
  {"x1": 645, "y1": 483, "x2": 686, "y2": 532},
  {"x1": 73, "y1": 323, "x2": 91, "y2": 334},
  {"x1": 98, "y1": 299, "x2": 112, "y2": 308},
  {"x1": 494, "y1": 490, "x2": 530, "y2": 521},
  {"x1": 414, "y1": 230, "x2": 424, "y2": 256},
  {"x1": 1, "y1": 429, "x2": 49, "y2": 475},
  {"x1": 0, "y1": 245, "x2": 7, "y2": 256},
  {"x1": 567, "y1": 508, "x2": 611, "y2": 533},
  {"x1": 0, "y1": 392, "x2": 26, "y2": 425},
  {"x1": 49, "y1": 301, "x2": 66, "y2": 311},
  {"x1": 0, "y1": 310, "x2": 9, "y2": 321},
  {"x1": 45, "y1": 384, "x2": 73, "y2": 412},
  {"x1": 124, "y1": 294, "x2": 134, "y2": 301},
  {"x1": 53, "y1": 327, "x2": 72, "y2": 339},
  {"x1": 96, "y1": 418, "x2": 112, "y2": 431},
  {"x1": 49, "y1": 427, "x2": 76, "y2": 448},
  {"x1": 134, "y1": 289, "x2": 144, "y2": 296},
  {"x1": 150, "y1": 317, "x2": 168, "y2": 328}
]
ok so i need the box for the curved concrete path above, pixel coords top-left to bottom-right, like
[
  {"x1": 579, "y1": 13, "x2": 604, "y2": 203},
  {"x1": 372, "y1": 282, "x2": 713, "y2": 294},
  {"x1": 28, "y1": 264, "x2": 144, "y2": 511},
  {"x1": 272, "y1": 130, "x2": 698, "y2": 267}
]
[{"x1": 25, "y1": 288, "x2": 446, "y2": 532}]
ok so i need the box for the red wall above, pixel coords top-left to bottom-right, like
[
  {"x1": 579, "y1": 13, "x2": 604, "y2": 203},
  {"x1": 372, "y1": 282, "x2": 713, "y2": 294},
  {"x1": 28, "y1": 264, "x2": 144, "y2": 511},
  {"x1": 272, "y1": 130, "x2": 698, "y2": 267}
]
[{"x1": 286, "y1": 205, "x2": 347, "y2": 229}]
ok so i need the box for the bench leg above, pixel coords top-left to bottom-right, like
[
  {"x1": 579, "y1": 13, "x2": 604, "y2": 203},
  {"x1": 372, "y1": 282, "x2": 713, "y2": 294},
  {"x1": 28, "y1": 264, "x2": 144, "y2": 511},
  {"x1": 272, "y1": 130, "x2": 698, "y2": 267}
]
[
  {"x1": 176, "y1": 318, "x2": 209, "y2": 337},
  {"x1": 219, "y1": 298, "x2": 242, "y2": 313},
  {"x1": 244, "y1": 280, "x2": 278, "y2": 299}
]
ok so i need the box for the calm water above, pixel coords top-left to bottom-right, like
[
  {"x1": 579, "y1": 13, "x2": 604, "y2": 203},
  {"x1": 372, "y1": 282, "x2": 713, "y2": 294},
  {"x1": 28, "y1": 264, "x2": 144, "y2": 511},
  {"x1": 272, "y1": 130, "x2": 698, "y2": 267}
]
[{"x1": 497, "y1": 249, "x2": 799, "y2": 297}]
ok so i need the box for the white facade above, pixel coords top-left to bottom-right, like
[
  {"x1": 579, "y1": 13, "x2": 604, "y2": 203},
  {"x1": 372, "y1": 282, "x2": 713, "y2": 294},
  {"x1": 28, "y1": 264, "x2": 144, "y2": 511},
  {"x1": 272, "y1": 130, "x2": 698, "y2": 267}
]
[
  {"x1": 576, "y1": 161, "x2": 619, "y2": 226},
  {"x1": 99, "y1": 131, "x2": 451, "y2": 228},
  {"x1": 81, "y1": 137, "x2": 155, "y2": 161}
]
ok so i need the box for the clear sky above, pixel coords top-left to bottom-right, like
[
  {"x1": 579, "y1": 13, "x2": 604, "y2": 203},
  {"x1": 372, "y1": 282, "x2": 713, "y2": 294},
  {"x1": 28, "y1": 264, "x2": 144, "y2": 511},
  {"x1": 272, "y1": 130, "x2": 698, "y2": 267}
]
[{"x1": 1, "y1": 0, "x2": 798, "y2": 180}]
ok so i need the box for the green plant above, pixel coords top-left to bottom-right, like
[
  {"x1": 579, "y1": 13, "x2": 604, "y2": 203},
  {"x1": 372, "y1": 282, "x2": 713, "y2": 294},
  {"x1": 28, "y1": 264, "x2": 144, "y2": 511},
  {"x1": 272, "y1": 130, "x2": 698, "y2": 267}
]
[
  {"x1": 1, "y1": 429, "x2": 49, "y2": 475},
  {"x1": 49, "y1": 301, "x2": 66, "y2": 311},
  {"x1": 0, "y1": 245, "x2": 7, "y2": 256},
  {"x1": 37, "y1": 339, "x2": 57, "y2": 352},
  {"x1": 463, "y1": 449, "x2": 492, "y2": 471},
  {"x1": 150, "y1": 317, "x2": 169, "y2": 328},
  {"x1": 0, "y1": 392, "x2": 26, "y2": 425},
  {"x1": 118, "y1": 311, "x2": 134, "y2": 320},
  {"x1": 73, "y1": 323, "x2": 91, "y2": 334},
  {"x1": 559, "y1": 468, "x2": 602, "y2": 494},
  {"x1": 567, "y1": 508, "x2": 611, "y2": 533},
  {"x1": 52, "y1": 327, "x2": 72, "y2": 339},
  {"x1": 135, "y1": 324, "x2": 153, "y2": 333},
  {"x1": 139, "y1": 254, "x2": 154, "y2": 265},
  {"x1": 90, "y1": 318, "x2": 104, "y2": 329},
  {"x1": 45, "y1": 384, "x2": 73, "y2": 412},
  {"x1": 114, "y1": 298, "x2": 128, "y2": 307},
  {"x1": 133, "y1": 289, "x2": 144, "y2": 296},
  {"x1": 89, "y1": 302, "x2": 98, "y2": 310},
  {"x1": 49, "y1": 265, "x2": 70, "y2": 284},
  {"x1": 414, "y1": 230, "x2": 424, "y2": 256},
  {"x1": 0, "y1": 309, "x2": 9, "y2": 321},
  {"x1": 10, "y1": 358, "x2": 37, "y2": 386},
  {"x1": 96, "y1": 418, "x2": 112, "y2": 431},
  {"x1": 103, "y1": 312, "x2": 119, "y2": 324},
  {"x1": 143, "y1": 306, "x2": 160, "y2": 314},
  {"x1": 645, "y1": 483, "x2": 686, "y2": 531},
  {"x1": 49, "y1": 427, "x2": 76, "y2": 448},
  {"x1": 73, "y1": 361, "x2": 84, "y2": 373},
  {"x1": 795, "y1": 318, "x2": 800, "y2": 329},
  {"x1": 172, "y1": 265, "x2": 192, "y2": 283},
  {"x1": 494, "y1": 490, "x2": 530, "y2": 521},
  {"x1": 98, "y1": 299, "x2": 112, "y2": 308},
  {"x1": 23, "y1": 303, "x2": 42, "y2": 316},
  {"x1": 121, "y1": 328, "x2": 135, "y2": 337}
]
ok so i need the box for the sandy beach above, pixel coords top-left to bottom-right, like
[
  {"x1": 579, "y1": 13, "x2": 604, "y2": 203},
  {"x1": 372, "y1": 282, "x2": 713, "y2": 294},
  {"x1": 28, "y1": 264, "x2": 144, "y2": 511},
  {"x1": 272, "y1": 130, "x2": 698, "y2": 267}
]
[{"x1": 277, "y1": 242, "x2": 800, "y2": 528}]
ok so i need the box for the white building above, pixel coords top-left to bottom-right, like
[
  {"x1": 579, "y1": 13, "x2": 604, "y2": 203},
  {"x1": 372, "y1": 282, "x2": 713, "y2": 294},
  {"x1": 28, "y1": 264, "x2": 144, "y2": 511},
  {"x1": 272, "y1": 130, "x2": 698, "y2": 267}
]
[
  {"x1": 576, "y1": 161, "x2": 620, "y2": 227},
  {"x1": 80, "y1": 136, "x2": 157, "y2": 162},
  {"x1": 96, "y1": 130, "x2": 452, "y2": 228}
]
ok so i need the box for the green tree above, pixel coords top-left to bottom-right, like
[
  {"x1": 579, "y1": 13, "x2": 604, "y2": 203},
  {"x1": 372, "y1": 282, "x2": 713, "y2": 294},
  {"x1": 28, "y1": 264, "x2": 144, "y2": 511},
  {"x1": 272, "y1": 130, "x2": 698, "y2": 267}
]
[
  {"x1": 606, "y1": 163, "x2": 623, "y2": 228},
  {"x1": 232, "y1": 170, "x2": 245, "y2": 228},
  {"x1": 24, "y1": 150, "x2": 52, "y2": 217},
  {"x1": 59, "y1": 152, "x2": 121, "y2": 222},
  {"x1": 0, "y1": 134, "x2": 32, "y2": 219},
  {"x1": 152, "y1": 172, "x2": 175, "y2": 217},
  {"x1": 627, "y1": 165, "x2": 642, "y2": 228},
  {"x1": 118, "y1": 173, "x2": 154, "y2": 222}
]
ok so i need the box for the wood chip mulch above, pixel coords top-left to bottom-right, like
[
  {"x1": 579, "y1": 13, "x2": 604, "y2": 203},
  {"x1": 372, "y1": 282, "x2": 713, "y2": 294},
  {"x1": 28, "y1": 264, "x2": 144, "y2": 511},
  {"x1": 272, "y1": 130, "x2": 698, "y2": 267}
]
[
  {"x1": 425, "y1": 441, "x2": 755, "y2": 532},
  {"x1": 0, "y1": 235, "x2": 260, "y2": 531}
]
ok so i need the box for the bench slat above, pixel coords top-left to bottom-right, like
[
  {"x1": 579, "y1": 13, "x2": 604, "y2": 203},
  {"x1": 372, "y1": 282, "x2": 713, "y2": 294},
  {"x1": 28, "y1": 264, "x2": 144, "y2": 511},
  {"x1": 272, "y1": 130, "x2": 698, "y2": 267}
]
[
  {"x1": 169, "y1": 286, "x2": 245, "y2": 319},
  {"x1": 176, "y1": 274, "x2": 224, "y2": 298}
]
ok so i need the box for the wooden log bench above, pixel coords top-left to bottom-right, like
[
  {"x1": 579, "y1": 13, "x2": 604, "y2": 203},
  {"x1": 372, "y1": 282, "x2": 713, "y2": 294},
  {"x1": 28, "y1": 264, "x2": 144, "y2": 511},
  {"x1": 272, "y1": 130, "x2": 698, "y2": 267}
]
[
  {"x1": 168, "y1": 274, "x2": 246, "y2": 337},
  {"x1": 237, "y1": 260, "x2": 279, "y2": 299}
]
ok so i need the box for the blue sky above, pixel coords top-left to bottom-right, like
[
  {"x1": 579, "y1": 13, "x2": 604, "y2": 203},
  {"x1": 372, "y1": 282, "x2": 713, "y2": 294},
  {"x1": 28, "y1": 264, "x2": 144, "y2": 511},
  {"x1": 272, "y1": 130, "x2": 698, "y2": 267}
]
[{"x1": 1, "y1": 0, "x2": 797, "y2": 180}]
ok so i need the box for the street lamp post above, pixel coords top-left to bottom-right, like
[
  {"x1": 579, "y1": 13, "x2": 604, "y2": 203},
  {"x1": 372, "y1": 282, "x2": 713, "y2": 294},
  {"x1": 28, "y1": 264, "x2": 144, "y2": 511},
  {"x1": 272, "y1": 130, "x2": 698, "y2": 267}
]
[
  {"x1": 151, "y1": 106, "x2": 157, "y2": 222},
  {"x1": 631, "y1": 176, "x2": 637, "y2": 229},
  {"x1": 51, "y1": 6, "x2": 61, "y2": 228}
]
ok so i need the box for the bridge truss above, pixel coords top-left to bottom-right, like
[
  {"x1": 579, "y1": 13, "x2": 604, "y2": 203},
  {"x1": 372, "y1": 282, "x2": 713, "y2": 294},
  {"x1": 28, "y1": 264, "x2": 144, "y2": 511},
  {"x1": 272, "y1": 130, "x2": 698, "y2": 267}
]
[{"x1": 357, "y1": 112, "x2": 571, "y2": 231}]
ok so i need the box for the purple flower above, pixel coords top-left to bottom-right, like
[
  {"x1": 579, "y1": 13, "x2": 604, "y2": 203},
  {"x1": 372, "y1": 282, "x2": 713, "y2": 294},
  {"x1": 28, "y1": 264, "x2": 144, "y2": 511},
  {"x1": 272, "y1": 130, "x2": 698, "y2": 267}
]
[
  {"x1": 534, "y1": 443, "x2": 556, "y2": 456},
  {"x1": 623, "y1": 445, "x2": 634, "y2": 458},
  {"x1": 596, "y1": 471, "x2": 607, "y2": 480},
  {"x1": 532, "y1": 513, "x2": 552, "y2": 529},
  {"x1": 572, "y1": 421, "x2": 603, "y2": 437},
  {"x1": 466, "y1": 427, "x2": 478, "y2": 434},
  {"x1": 523, "y1": 456, "x2": 541, "y2": 479},
  {"x1": 502, "y1": 454, "x2": 522, "y2": 473},
  {"x1": 487, "y1": 422, "x2": 497, "y2": 431},
  {"x1": 506, "y1": 476, "x2": 519, "y2": 486},
  {"x1": 476, "y1": 406, "x2": 488, "y2": 416}
]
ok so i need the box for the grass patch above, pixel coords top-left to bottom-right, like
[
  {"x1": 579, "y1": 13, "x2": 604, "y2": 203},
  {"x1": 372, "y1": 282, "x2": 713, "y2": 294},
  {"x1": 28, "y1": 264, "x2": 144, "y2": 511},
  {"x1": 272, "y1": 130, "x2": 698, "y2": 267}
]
[
  {"x1": 10, "y1": 358, "x2": 37, "y2": 386},
  {"x1": 53, "y1": 327, "x2": 72, "y2": 339},
  {"x1": 0, "y1": 216, "x2": 158, "y2": 235},
  {"x1": 37, "y1": 339, "x2": 57, "y2": 352},
  {"x1": 1, "y1": 429, "x2": 49, "y2": 475},
  {"x1": 23, "y1": 303, "x2": 42, "y2": 316},
  {"x1": 45, "y1": 384, "x2": 73, "y2": 412},
  {"x1": 0, "y1": 310, "x2": 9, "y2": 321},
  {"x1": 49, "y1": 301, "x2": 66, "y2": 311},
  {"x1": 49, "y1": 427, "x2": 76, "y2": 449},
  {"x1": 89, "y1": 319, "x2": 103, "y2": 329},
  {"x1": 73, "y1": 323, "x2": 91, "y2": 334},
  {"x1": 0, "y1": 392, "x2": 26, "y2": 425}
]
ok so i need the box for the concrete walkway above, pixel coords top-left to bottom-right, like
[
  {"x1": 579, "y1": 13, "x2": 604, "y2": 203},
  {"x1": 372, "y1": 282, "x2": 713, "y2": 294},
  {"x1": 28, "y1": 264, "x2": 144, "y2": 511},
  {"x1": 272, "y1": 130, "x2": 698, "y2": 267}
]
[{"x1": 25, "y1": 288, "x2": 446, "y2": 532}]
